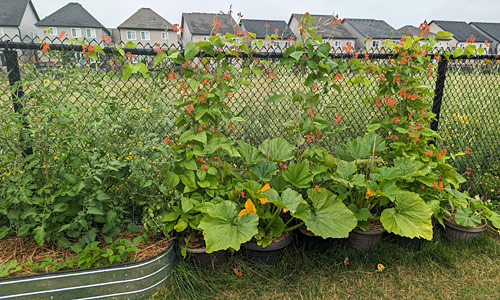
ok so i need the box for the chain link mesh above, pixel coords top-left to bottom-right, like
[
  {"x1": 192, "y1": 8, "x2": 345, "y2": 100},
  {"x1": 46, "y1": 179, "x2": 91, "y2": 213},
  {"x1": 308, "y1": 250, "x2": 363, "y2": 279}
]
[{"x1": 0, "y1": 37, "x2": 498, "y2": 199}]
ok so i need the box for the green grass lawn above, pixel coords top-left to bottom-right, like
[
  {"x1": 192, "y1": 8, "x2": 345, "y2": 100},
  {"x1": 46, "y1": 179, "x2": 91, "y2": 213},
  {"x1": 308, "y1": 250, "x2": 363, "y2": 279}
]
[{"x1": 156, "y1": 229, "x2": 500, "y2": 300}]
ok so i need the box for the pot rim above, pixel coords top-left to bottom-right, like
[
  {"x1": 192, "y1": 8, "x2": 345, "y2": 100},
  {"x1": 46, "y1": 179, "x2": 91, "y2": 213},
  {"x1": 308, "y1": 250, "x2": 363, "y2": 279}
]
[
  {"x1": 443, "y1": 218, "x2": 487, "y2": 232},
  {"x1": 351, "y1": 228, "x2": 386, "y2": 235},
  {"x1": 244, "y1": 232, "x2": 294, "y2": 251}
]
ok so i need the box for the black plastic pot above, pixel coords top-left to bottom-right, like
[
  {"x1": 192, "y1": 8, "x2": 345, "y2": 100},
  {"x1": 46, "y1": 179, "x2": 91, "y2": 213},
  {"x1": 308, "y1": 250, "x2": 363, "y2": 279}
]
[
  {"x1": 349, "y1": 229, "x2": 385, "y2": 251},
  {"x1": 183, "y1": 246, "x2": 227, "y2": 268},
  {"x1": 296, "y1": 227, "x2": 334, "y2": 251},
  {"x1": 443, "y1": 218, "x2": 487, "y2": 242},
  {"x1": 397, "y1": 236, "x2": 427, "y2": 250},
  {"x1": 243, "y1": 233, "x2": 293, "y2": 264}
]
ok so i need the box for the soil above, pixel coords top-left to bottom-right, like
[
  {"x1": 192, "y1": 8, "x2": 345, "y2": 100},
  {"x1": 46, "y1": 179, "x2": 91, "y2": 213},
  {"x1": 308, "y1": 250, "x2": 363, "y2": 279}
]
[
  {"x1": 368, "y1": 221, "x2": 385, "y2": 232},
  {"x1": 185, "y1": 234, "x2": 206, "y2": 249},
  {"x1": 273, "y1": 231, "x2": 290, "y2": 243},
  {"x1": 299, "y1": 226, "x2": 316, "y2": 237},
  {"x1": 0, "y1": 229, "x2": 173, "y2": 278}
]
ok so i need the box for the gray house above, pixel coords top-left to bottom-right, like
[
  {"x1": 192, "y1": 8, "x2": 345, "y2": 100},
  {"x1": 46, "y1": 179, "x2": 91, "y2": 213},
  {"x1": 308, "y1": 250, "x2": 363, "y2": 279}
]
[
  {"x1": 118, "y1": 8, "x2": 178, "y2": 46},
  {"x1": 240, "y1": 19, "x2": 296, "y2": 50},
  {"x1": 181, "y1": 12, "x2": 239, "y2": 46},
  {"x1": 428, "y1": 20, "x2": 489, "y2": 50},
  {"x1": 288, "y1": 14, "x2": 357, "y2": 51},
  {"x1": 343, "y1": 18, "x2": 402, "y2": 49},
  {"x1": 470, "y1": 22, "x2": 500, "y2": 54},
  {"x1": 0, "y1": 0, "x2": 39, "y2": 40},
  {"x1": 36, "y1": 2, "x2": 109, "y2": 42},
  {"x1": 397, "y1": 25, "x2": 452, "y2": 48}
]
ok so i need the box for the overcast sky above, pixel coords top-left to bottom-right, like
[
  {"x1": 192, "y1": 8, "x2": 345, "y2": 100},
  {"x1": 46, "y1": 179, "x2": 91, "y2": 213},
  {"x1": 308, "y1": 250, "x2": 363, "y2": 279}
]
[{"x1": 31, "y1": 0, "x2": 500, "y2": 29}]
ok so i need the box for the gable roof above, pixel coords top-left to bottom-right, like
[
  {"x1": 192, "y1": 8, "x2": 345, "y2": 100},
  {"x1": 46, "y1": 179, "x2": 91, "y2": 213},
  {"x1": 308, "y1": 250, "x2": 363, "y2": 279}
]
[
  {"x1": 470, "y1": 22, "x2": 500, "y2": 42},
  {"x1": 182, "y1": 12, "x2": 239, "y2": 35},
  {"x1": 241, "y1": 19, "x2": 295, "y2": 39},
  {"x1": 344, "y1": 18, "x2": 402, "y2": 39},
  {"x1": 36, "y1": 2, "x2": 105, "y2": 29},
  {"x1": 397, "y1": 25, "x2": 451, "y2": 40},
  {"x1": 118, "y1": 8, "x2": 173, "y2": 31},
  {"x1": 430, "y1": 20, "x2": 489, "y2": 42},
  {"x1": 288, "y1": 14, "x2": 356, "y2": 39},
  {"x1": 0, "y1": 0, "x2": 39, "y2": 26}
]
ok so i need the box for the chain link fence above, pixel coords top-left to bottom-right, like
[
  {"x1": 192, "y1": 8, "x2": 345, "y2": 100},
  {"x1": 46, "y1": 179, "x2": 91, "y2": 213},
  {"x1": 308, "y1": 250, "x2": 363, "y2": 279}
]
[{"x1": 1, "y1": 37, "x2": 499, "y2": 199}]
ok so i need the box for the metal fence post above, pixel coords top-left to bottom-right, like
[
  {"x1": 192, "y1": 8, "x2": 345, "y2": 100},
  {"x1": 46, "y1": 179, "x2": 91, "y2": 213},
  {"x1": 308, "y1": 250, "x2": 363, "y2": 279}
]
[
  {"x1": 430, "y1": 57, "x2": 449, "y2": 132},
  {"x1": 4, "y1": 49, "x2": 33, "y2": 156}
]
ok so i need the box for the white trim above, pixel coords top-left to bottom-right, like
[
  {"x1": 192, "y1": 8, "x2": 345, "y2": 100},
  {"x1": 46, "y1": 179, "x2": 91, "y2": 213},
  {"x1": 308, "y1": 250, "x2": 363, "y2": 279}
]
[
  {"x1": 127, "y1": 30, "x2": 136, "y2": 40},
  {"x1": 71, "y1": 28, "x2": 82, "y2": 38},
  {"x1": 86, "y1": 28, "x2": 96, "y2": 38},
  {"x1": 140, "y1": 31, "x2": 150, "y2": 41},
  {"x1": 49, "y1": 27, "x2": 57, "y2": 36}
]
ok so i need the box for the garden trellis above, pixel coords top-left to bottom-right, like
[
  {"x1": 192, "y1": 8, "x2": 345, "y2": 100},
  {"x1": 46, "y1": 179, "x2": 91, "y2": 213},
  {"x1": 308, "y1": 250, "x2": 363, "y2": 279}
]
[{"x1": 0, "y1": 37, "x2": 499, "y2": 199}]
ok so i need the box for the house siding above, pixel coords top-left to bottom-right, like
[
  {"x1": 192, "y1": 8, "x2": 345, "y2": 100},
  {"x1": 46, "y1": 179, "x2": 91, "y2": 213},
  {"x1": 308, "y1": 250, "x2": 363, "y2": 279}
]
[
  {"x1": 119, "y1": 29, "x2": 178, "y2": 46},
  {"x1": 37, "y1": 26, "x2": 107, "y2": 44},
  {"x1": 19, "y1": 3, "x2": 39, "y2": 39},
  {"x1": 0, "y1": 26, "x2": 19, "y2": 38},
  {"x1": 181, "y1": 18, "x2": 192, "y2": 46},
  {"x1": 288, "y1": 17, "x2": 301, "y2": 41},
  {"x1": 470, "y1": 24, "x2": 500, "y2": 54}
]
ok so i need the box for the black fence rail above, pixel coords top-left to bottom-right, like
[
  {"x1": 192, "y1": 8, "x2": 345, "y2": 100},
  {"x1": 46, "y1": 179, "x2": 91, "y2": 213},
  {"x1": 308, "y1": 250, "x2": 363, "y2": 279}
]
[{"x1": 1, "y1": 37, "x2": 499, "y2": 199}]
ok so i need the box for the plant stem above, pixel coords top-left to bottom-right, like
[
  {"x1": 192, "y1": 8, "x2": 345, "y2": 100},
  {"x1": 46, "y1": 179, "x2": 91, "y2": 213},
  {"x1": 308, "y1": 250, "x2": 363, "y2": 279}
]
[
  {"x1": 284, "y1": 221, "x2": 304, "y2": 232},
  {"x1": 33, "y1": 98, "x2": 49, "y2": 182}
]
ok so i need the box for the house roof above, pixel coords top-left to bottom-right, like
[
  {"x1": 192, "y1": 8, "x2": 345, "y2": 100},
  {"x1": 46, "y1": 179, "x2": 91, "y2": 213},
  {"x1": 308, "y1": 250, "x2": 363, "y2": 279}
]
[
  {"x1": 289, "y1": 14, "x2": 357, "y2": 39},
  {"x1": 429, "y1": 20, "x2": 489, "y2": 42},
  {"x1": 36, "y1": 2, "x2": 105, "y2": 29},
  {"x1": 344, "y1": 18, "x2": 402, "y2": 39},
  {"x1": 0, "y1": 0, "x2": 39, "y2": 26},
  {"x1": 118, "y1": 8, "x2": 173, "y2": 31},
  {"x1": 470, "y1": 22, "x2": 500, "y2": 42},
  {"x1": 397, "y1": 25, "x2": 451, "y2": 40},
  {"x1": 182, "y1": 12, "x2": 239, "y2": 35},
  {"x1": 241, "y1": 19, "x2": 295, "y2": 39}
]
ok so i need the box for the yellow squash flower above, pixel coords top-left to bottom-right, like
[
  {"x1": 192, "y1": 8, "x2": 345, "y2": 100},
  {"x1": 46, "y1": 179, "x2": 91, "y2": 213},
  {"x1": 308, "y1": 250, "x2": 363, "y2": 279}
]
[
  {"x1": 366, "y1": 188, "x2": 376, "y2": 199},
  {"x1": 377, "y1": 264, "x2": 385, "y2": 272},
  {"x1": 238, "y1": 199, "x2": 256, "y2": 217},
  {"x1": 257, "y1": 183, "x2": 271, "y2": 204}
]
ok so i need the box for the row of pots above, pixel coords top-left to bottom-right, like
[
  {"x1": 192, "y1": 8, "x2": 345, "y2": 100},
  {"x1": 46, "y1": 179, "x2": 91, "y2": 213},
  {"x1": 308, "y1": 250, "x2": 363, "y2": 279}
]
[{"x1": 186, "y1": 219, "x2": 489, "y2": 268}]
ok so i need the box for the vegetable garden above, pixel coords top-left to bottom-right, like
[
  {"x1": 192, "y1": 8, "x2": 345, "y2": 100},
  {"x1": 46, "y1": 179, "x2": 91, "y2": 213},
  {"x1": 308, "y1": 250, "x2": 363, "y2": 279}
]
[{"x1": 0, "y1": 13, "x2": 500, "y2": 299}]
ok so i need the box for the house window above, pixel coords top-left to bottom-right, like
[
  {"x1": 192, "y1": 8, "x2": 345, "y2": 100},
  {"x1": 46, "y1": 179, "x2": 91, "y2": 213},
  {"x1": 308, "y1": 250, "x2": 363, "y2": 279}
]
[
  {"x1": 203, "y1": 36, "x2": 209, "y2": 41},
  {"x1": 284, "y1": 41, "x2": 290, "y2": 48},
  {"x1": 0, "y1": 28, "x2": 3, "y2": 37},
  {"x1": 232, "y1": 38, "x2": 239, "y2": 43},
  {"x1": 161, "y1": 32, "x2": 168, "y2": 40},
  {"x1": 439, "y1": 42, "x2": 443, "y2": 47},
  {"x1": 334, "y1": 41, "x2": 341, "y2": 48},
  {"x1": 372, "y1": 40, "x2": 380, "y2": 48},
  {"x1": 460, "y1": 43, "x2": 465, "y2": 49},
  {"x1": 140, "y1": 31, "x2": 150, "y2": 40},
  {"x1": 71, "y1": 28, "x2": 81, "y2": 37},
  {"x1": 49, "y1": 27, "x2": 57, "y2": 35},
  {"x1": 86, "y1": 28, "x2": 96, "y2": 38},
  {"x1": 127, "y1": 31, "x2": 136, "y2": 40}
]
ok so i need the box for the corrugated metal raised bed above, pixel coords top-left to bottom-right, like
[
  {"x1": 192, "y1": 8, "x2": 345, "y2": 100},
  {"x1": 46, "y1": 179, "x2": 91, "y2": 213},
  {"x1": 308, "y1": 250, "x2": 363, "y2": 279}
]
[{"x1": 0, "y1": 242, "x2": 175, "y2": 300}]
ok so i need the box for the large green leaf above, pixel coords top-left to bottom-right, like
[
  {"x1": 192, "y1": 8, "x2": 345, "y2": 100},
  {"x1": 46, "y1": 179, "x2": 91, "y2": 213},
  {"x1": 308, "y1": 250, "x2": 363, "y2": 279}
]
[
  {"x1": 281, "y1": 188, "x2": 306, "y2": 214},
  {"x1": 294, "y1": 189, "x2": 357, "y2": 238},
  {"x1": 454, "y1": 207, "x2": 482, "y2": 227},
  {"x1": 184, "y1": 41, "x2": 200, "y2": 60},
  {"x1": 259, "y1": 138, "x2": 294, "y2": 162},
  {"x1": 283, "y1": 160, "x2": 314, "y2": 188},
  {"x1": 335, "y1": 133, "x2": 385, "y2": 160},
  {"x1": 198, "y1": 201, "x2": 258, "y2": 253},
  {"x1": 252, "y1": 161, "x2": 277, "y2": 181},
  {"x1": 237, "y1": 140, "x2": 265, "y2": 166},
  {"x1": 380, "y1": 191, "x2": 433, "y2": 240},
  {"x1": 488, "y1": 212, "x2": 500, "y2": 229}
]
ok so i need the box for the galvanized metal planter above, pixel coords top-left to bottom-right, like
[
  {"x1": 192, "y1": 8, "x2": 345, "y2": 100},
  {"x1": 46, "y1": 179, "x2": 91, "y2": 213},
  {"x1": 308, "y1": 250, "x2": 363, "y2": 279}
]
[{"x1": 0, "y1": 242, "x2": 175, "y2": 300}]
